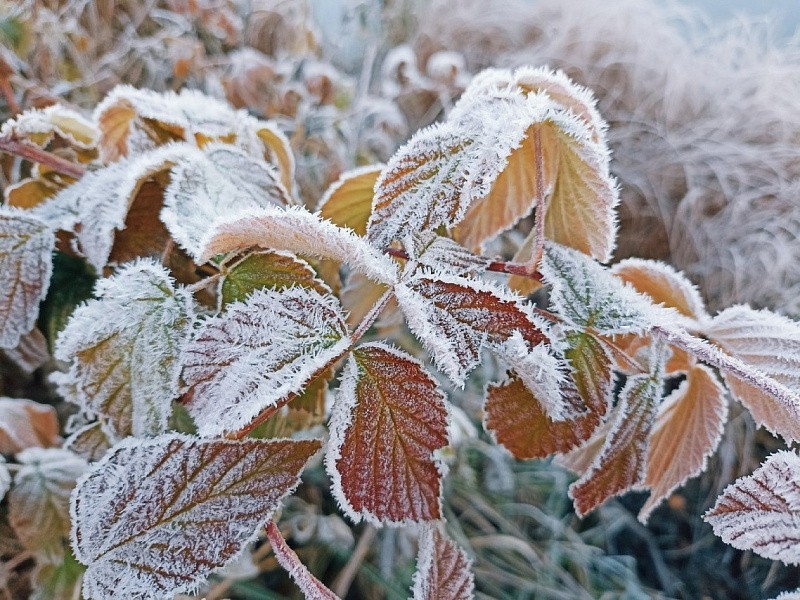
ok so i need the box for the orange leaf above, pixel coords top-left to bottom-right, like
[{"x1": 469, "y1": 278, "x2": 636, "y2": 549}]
[
  {"x1": 411, "y1": 527, "x2": 474, "y2": 600},
  {"x1": 327, "y1": 343, "x2": 449, "y2": 524},
  {"x1": 639, "y1": 365, "x2": 727, "y2": 522},
  {"x1": 256, "y1": 123, "x2": 297, "y2": 196},
  {"x1": 318, "y1": 165, "x2": 383, "y2": 236}
]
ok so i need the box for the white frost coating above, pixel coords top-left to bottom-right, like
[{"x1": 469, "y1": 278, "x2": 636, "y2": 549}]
[
  {"x1": 409, "y1": 233, "x2": 490, "y2": 278},
  {"x1": 395, "y1": 271, "x2": 549, "y2": 387},
  {"x1": 54, "y1": 260, "x2": 195, "y2": 438},
  {"x1": 497, "y1": 332, "x2": 571, "y2": 421},
  {"x1": 541, "y1": 242, "x2": 666, "y2": 335},
  {"x1": 199, "y1": 205, "x2": 399, "y2": 285},
  {"x1": 269, "y1": 524, "x2": 341, "y2": 600},
  {"x1": 69, "y1": 433, "x2": 320, "y2": 600},
  {"x1": 773, "y1": 591, "x2": 800, "y2": 600},
  {"x1": 367, "y1": 88, "x2": 559, "y2": 251},
  {"x1": 161, "y1": 143, "x2": 292, "y2": 260},
  {"x1": 10, "y1": 447, "x2": 88, "y2": 562},
  {"x1": 0, "y1": 208, "x2": 54, "y2": 349},
  {"x1": 0, "y1": 457, "x2": 9, "y2": 502},
  {"x1": 182, "y1": 286, "x2": 350, "y2": 437},
  {"x1": 705, "y1": 451, "x2": 800, "y2": 565},
  {"x1": 2, "y1": 327, "x2": 50, "y2": 374},
  {"x1": 1, "y1": 104, "x2": 98, "y2": 149},
  {"x1": 411, "y1": 526, "x2": 475, "y2": 600}
]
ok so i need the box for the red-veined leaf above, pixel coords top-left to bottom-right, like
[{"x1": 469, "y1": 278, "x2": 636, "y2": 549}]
[
  {"x1": 318, "y1": 165, "x2": 383, "y2": 236},
  {"x1": 0, "y1": 208, "x2": 54, "y2": 349},
  {"x1": 705, "y1": 451, "x2": 800, "y2": 565},
  {"x1": 64, "y1": 422, "x2": 114, "y2": 463},
  {"x1": 200, "y1": 205, "x2": 399, "y2": 285},
  {"x1": 182, "y1": 286, "x2": 350, "y2": 437},
  {"x1": 326, "y1": 343, "x2": 449, "y2": 525},
  {"x1": 411, "y1": 527, "x2": 474, "y2": 600},
  {"x1": 639, "y1": 365, "x2": 727, "y2": 522},
  {"x1": 409, "y1": 233, "x2": 490, "y2": 278},
  {"x1": 71, "y1": 434, "x2": 321, "y2": 600}
]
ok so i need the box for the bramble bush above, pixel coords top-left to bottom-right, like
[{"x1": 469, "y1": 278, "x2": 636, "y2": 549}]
[{"x1": 1, "y1": 64, "x2": 800, "y2": 599}]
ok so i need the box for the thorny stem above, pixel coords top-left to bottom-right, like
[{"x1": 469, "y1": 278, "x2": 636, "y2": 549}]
[
  {"x1": 385, "y1": 247, "x2": 544, "y2": 282},
  {"x1": 0, "y1": 135, "x2": 87, "y2": 179},
  {"x1": 530, "y1": 126, "x2": 548, "y2": 274},
  {"x1": 265, "y1": 521, "x2": 339, "y2": 599}
]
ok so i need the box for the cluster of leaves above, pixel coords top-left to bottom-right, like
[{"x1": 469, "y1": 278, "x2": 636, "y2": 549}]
[{"x1": 1, "y1": 60, "x2": 800, "y2": 600}]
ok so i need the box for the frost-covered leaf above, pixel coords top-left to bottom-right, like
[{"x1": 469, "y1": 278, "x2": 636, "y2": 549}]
[
  {"x1": 706, "y1": 305, "x2": 800, "y2": 442},
  {"x1": 612, "y1": 258, "x2": 707, "y2": 322},
  {"x1": 161, "y1": 143, "x2": 292, "y2": 260},
  {"x1": 318, "y1": 165, "x2": 383, "y2": 236},
  {"x1": 327, "y1": 343, "x2": 449, "y2": 525},
  {"x1": 395, "y1": 273, "x2": 548, "y2": 386},
  {"x1": 200, "y1": 205, "x2": 399, "y2": 285},
  {"x1": 9, "y1": 448, "x2": 87, "y2": 560},
  {"x1": 266, "y1": 521, "x2": 340, "y2": 600},
  {"x1": 55, "y1": 260, "x2": 194, "y2": 437},
  {"x1": 0, "y1": 457, "x2": 9, "y2": 502},
  {"x1": 0, "y1": 397, "x2": 60, "y2": 454},
  {"x1": 255, "y1": 122, "x2": 296, "y2": 196},
  {"x1": 2, "y1": 104, "x2": 98, "y2": 149},
  {"x1": 705, "y1": 451, "x2": 800, "y2": 565},
  {"x1": 639, "y1": 365, "x2": 727, "y2": 522},
  {"x1": 411, "y1": 527, "x2": 474, "y2": 600},
  {"x1": 182, "y1": 286, "x2": 350, "y2": 437},
  {"x1": 541, "y1": 243, "x2": 661, "y2": 335},
  {"x1": 71, "y1": 434, "x2": 321, "y2": 600},
  {"x1": 409, "y1": 233, "x2": 490, "y2": 278},
  {"x1": 2, "y1": 327, "x2": 50, "y2": 373},
  {"x1": 30, "y1": 549, "x2": 85, "y2": 600},
  {"x1": 64, "y1": 422, "x2": 114, "y2": 463},
  {"x1": 0, "y1": 208, "x2": 54, "y2": 349},
  {"x1": 569, "y1": 359, "x2": 663, "y2": 517},
  {"x1": 220, "y1": 250, "x2": 330, "y2": 307}
]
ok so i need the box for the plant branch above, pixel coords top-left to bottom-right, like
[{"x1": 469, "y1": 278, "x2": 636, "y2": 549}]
[
  {"x1": 332, "y1": 525, "x2": 377, "y2": 597},
  {"x1": 0, "y1": 135, "x2": 86, "y2": 179},
  {"x1": 265, "y1": 521, "x2": 340, "y2": 599},
  {"x1": 529, "y1": 126, "x2": 548, "y2": 274},
  {"x1": 350, "y1": 289, "x2": 394, "y2": 345},
  {"x1": 385, "y1": 248, "x2": 544, "y2": 281}
]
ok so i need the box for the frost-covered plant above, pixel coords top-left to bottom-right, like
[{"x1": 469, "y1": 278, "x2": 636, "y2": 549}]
[{"x1": 2, "y1": 64, "x2": 800, "y2": 599}]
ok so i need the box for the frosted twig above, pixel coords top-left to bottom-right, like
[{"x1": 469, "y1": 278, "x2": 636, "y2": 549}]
[
  {"x1": 530, "y1": 126, "x2": 548, "y2": 273},
  {"x1": 0, "y1": 135, "x2": 86, "y2": 179},
  {"x1": 385, "y1": 247, "x2": 544, "y2": 281},
  {"x1": 351, "y1": 289, "x2": 394, "y2": 345}
]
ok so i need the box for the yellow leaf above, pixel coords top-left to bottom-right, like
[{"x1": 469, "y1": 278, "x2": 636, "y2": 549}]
[{"x1": 318, "y1": 165, "x2": 383, "y2": 236}]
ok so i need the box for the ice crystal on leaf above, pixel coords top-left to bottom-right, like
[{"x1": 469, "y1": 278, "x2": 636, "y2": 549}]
[
  {"x1": 0, "y1": 397, "x2": 60, "y2": 454},
  {"x1": 10, "y1": 448, "x2": 87, "y2": 561},
  {"x1": 705, "y1": 451, "x2": 800, "y2": 565},
  {"x1": 70, "y1": 434, "x2": 321, "y2": 600},
  {"x1": 0, "y1": 208, "x2": 54, "y2": 349},
  {"x1": 326, "y1": 343, "x2": 449, "y2": 525},
  {"x1": 1, "y1": 104, "x2": 98, "y2": 150},
  {"x1": 408, "y1": 233, "x2": 491, "y2": 278},
  {"x1": 64, "y1": 422, "x2": 115, "y2": 463},
  {"x1": 55, "y1": 260, "x2": 195, "y2": 438},
  {"x1": 182, "y1": 286, "x2": 350, "y2": 437},
  {"x1": 639, "y1": 365, "x2": 727, "y2": 522},
  {"x1": 705, "y1": 305, "x2": 800, "y2": 442},
  {"x1": 200, "y1": 205, "x2": 399, "y2": 285},
  {"x1": 411, "y1": 526, "x2": 475, "y2": 600},
  {"x1": 394, "y1": 273, "x2": 548, "y2": 386},
  {"x1": 161, "y1": 143, "x2": 292, "y2": 260},
  {"x1": 542, "y1": 242, "x2": 662, "y2": 335}
]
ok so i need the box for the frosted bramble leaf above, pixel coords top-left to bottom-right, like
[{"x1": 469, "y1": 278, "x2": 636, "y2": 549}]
[
  {"x1": 394, "y1": 273, "x2": 548, "y2": 386},
  {"x1": 70, "y1": 434, "x2": 321, "y2": 600},
  {"x1": 200, "y1": 205, "x2": 399, "y2": 285},
  {"x1": 326, "y1": 343, "x2": 449, "y2": 525},
  {"x1": 612, "y1": 258, "x2": 707, "y2": 323},
  {"x1": 569, "y1": 359, "x2": 664, "y2": 517},
  {"x1": 0, "y1": 397, "x2": 60, "y2": 454},
  {"x1": 639, "y1": 365, "x2": 727, "y2": 522},
  {"x1": 10, "y1": 447, "x2": 87, "y2": 561},
  {"x1": 318, "y1": 165, "x2": 384, "y2": 236},
  {"x1": 254, "y1": 121, "x2": 297, "y2": 196},
  {"x1": 411, "y1": 526, "x2": 475, "y2": 600},
  {"x1": 0, "y1": 208, "x2": 54, "y2": 349},
  {"x1": 773, "y1": 591, "x2": 800, "y2": 600},
  {"x1": 182, "y1": 286, "x2": 350, "y2": 437},
  {"x1": 705, "y1": 451, "x2": 800, "y2": 564},
  {"x1": 0, "y1": 457, "x2": 9, "y2": 502},
  {"x1": 161, "y1": 143, "x2": 292, "y2": 260},
  {"x1": 220, "y1": 250, "x2": 330, "y2": 307},
  {"x1": 409, "y1": 233, "x2": 491, "y2": 278},
  {"x1": 1, "y1": 104, "x2": 98, "y2": 149},
  {"x1": 266, "y1": 522, "x2": 340, "y2": 600},
  {"x1": 64, "y1": 422, "x2": 115, "y2": 463},
  {"x1": 564, "y1": 330, "x2": 615, "y2": 419},
  {"x1": 2, "y1": 327, "x2": 50, "y2": 374},
  {"x1": 55, "y1": 260, "x2": 195, "y2": 438},
  {"x1": 542, "y1": 242, "x2": 662, "y2": 335},
  {"x1": 705, "y1": 305, "x2": 800, "y2": 441}
]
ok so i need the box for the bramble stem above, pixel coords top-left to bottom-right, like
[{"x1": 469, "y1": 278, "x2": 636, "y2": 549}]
[
  {"x1": 350, "y1": 289, "x2": 394, "y2": 345},
  {"x1": 265, "y1": 521, "x2": 340, "y2": 599},
  {"x1": 530, "y1": 127, "x2": 548, "y2": 274},
  {"x1": 0, "y1": 135, "x2": 86, "y2": 179},
  {"x1": 385, "y1": 248, "x2": 544, "y2": 281}
]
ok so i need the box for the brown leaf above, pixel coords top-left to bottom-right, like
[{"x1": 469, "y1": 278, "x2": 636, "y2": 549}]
[
  {"x1": 640, "y1": 365, "x2": 727, "y2": 522},
  {"x1": 107, "y1": 180, "x2": 170, "y2": 264},
  {"x1": 327, "y1": 343, "x2": 449, "y2": 524},
  {"x1": 0, "y1": 398, "x2": 60, "y2": 454},
  {"x1": 411, "y1": 527, "x2": 474, "y2": 600}
]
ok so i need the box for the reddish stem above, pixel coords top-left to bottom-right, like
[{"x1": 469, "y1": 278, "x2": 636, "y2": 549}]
[
  {"x1": 0, "y1": 135, "x2": 86, "y2": 179},
  {"x1": 385, "y1": 247, "x2": 544, "y2": 281},
  {"x1": 265, "y1": 521, "x2": 340, "y2": 599}
]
